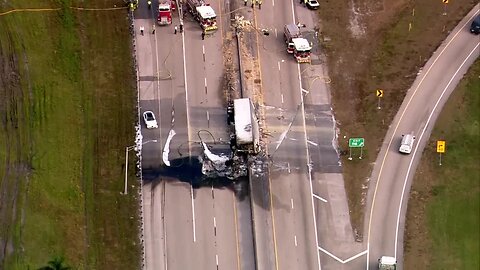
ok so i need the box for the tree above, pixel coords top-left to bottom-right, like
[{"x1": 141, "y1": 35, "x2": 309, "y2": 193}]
[{"x1": 37, "y1": 256, "x2": 71, "y2": 270}]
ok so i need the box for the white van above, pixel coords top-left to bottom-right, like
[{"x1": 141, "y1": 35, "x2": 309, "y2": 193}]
[{"x1": 399, "y1": 133, "x2": 415, "y2": 154}]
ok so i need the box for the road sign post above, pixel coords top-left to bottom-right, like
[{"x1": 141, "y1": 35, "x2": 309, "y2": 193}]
[
  {"x1": 442, "y1": 0, "x2": 448, "y2": 15},
  {"x1": 436, "y1": 140, "x2": 446, "y2": 165},
  {"x1": 376, "y1": 89, "x2": 384, "y2": 109},
  {"x1": 348, "y1": 138, "x2": 365, "y2": 160}
]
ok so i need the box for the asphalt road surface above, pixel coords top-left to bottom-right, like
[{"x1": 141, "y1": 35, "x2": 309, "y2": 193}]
[
  {"x1": 365, "y1": 6, "x2": 480, "y2": 270},
  {"x1": 134, "y1": 1, "x2": 255, "y2": 270}
]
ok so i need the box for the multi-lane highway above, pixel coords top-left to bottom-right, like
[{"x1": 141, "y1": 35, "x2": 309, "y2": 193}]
[
  {"x1": 134, "y1": 1, "x2": 254, "y2": 270},
  {"x1": 132, "y1": 0, "x2": 479, "y2": 269},
  {"x1": 365, "y1": 5, "x2": 479, "y2": 270}
]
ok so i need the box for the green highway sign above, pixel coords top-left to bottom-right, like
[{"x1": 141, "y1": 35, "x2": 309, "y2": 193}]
[{"x1": 349, "y1": 138, "x2": 365, "y2": 148}]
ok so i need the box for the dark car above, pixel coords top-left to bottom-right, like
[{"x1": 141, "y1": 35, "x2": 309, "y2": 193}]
[{"x1": 470, "y1": 15, "x2": 480, "y2": 35}]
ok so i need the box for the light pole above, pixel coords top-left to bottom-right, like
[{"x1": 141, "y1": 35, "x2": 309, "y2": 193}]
[{"x1": 123, "y1": 139, "x2": 158, "y2": 195}]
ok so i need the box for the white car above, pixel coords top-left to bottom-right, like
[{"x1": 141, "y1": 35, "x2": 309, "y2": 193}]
[
  {"x1": 143, "y1": 111, "x2": 158, "y2": 129},
  {"x1": 399, "y1": 133, "x2": 415, "y2": 154},
  {"x1": 306, "y1": 0, "x2": 319, "y2": 10}
]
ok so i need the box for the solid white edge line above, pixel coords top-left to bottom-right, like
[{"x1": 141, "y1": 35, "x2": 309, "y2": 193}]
[
  {"x1": 291, "y1": 198, "x2": 294, "y2": 209},
  {"x1": 182, "y1": 20, "x2": 192, "y2": 158},
  {"x1": 291, "y1": 0, "x2": 321, "y2": 268},
  {"x1": 190, "y1": 185, "x2": 197, "y2": 242},
  {"x1": 394, "y1": 43, "x2": 479, "y2": 257},
  {"x1": 365, "y1": 9, "x2": 480, "y2": 269}
]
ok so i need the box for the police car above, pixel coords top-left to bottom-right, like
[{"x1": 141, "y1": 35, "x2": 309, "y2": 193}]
[{"x1": 306, "y1": 0, "x2": 319, "y2": 10}]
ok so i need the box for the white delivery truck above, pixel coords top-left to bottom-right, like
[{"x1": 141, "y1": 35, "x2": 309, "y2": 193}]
[{"x1": 399, "y1": 132, "x2": 415, "y2": 154}]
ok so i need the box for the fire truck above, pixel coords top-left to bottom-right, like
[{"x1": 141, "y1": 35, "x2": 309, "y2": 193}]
[
  {"x1": 284, "y1": 24, "x2": 312, "y2": 63},
  {"x1": 157, "y1": 1, "x2": 172, "y2": 25},
  {"x1": 185, "y1": 0, "x2": 218, "y2": 33}
]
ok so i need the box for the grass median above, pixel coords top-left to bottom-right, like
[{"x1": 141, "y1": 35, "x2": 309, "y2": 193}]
[
  {"x1": 404, "y1": 60, "x2": 479, "y2": 269},
  {"x1": 0, "y1": 1, "x2": 139, "y2": 269}
]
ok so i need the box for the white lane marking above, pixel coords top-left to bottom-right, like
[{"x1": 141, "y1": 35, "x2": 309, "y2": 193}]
[
  {"x1": 366, "y1": 9, "x2": 480, "y2": 268},
  {"x1": 182, "y1": 22, "x2": 192, "y2": 158},
  {"x1": 294, "y1": 235, "x2": 298, "y2": 246},
  {"x1": 307, "y1": 140, "x2": 318, "y2": 146},
  {"x1": 394, "y1": 43, "x2": 480, "y2": 258},
  {"x1": 275, "y1": 28, "x2": 277, "y2": 37},
  {"x1": 204, "y1": 77, "x2": 207, "y2": 87},
  {"x1": 213, "y1": 216, "x2": 217, "y2": 228},
  {"x1": 313, "y1": 193, "x2": 328, "y2": 203},
  {"x1": 272, "y1": 0, "x2": 275, "y2": 7},
  {"x1": 319, "y1": 247, "x2": 368, "y2": 264},
  {"x1": 292, "y1": 0, "x2": 321, "y2": 265},
  {"x1": 216, "y1": 254, "x2": 219, "y2": 265},
  {"x1": 281, "y1": 94, "x2": 284, "y2": 104},
  {"x1": 206, "y1": 111, "x2": 210, "y2": 121},
  {"x1": 190, "y1": 185, "x2": 197, "y2": 242},
  {"x1": 278, "y1": 61, "x2": 281, "y2": 71},
  {"x1": 202, "y1": 44, "x2": 205, "y2": 56},
  {"x1": 291, "y1": 198, "x2": 294, "y2": 209},
  {"x1": 296, "y1": 46, "x2": 322, "y2": 270}
]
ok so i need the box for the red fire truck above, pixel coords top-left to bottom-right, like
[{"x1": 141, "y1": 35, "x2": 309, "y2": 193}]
[
  {"x1": 186, "y1": 0, "x2": 218, "y2": 33},
  {"x1": 157, "y1": 1, "x2": 172, "y2": 25},
  {"x1": 284, "y1": 24, "x2": 312, "y2": 63}
]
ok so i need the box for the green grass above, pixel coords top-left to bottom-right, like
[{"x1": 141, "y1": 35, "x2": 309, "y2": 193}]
[
  {"x1": 0, "y1": 1, "x2": 139, "y2": 269},
  {"x1": 404, "y1": 60, "x2": 480, "y2": 269}
]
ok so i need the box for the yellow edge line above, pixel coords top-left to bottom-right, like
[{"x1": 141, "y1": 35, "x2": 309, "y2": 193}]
[{"x1": 253, "y1": 6, "x2": 280, "y2": 270}]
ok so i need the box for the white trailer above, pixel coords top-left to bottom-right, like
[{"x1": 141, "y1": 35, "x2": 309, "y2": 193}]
[{"x1": 233, "y1": 98, "x2": 260, "y2": 154}]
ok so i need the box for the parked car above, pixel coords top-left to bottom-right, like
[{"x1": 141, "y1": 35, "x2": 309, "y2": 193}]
[
  {"x1": 470, "y1": 15, "x2": 480, "y2": 35},
  {"x1": 143, "y1": 111, "x2": 158, "y2": 129},
  {"x1": 306, "y1": 0, "x2": 319, "y2": 10}
]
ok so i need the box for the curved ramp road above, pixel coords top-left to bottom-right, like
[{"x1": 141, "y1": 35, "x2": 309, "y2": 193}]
[{"x1": 365, "y1": 6, "x2": 480, "y2": 270}]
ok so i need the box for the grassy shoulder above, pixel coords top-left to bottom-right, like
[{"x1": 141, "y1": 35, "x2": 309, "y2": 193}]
[
  {"x1": 404, "y1": 60, "x2": 479, "y2": 269},
  {"x1": 0, "y1": 1, "x2": 139, "y2": 269},
  {"x1": 318, "y1": 0, "x2": 476, "y2": 236}
]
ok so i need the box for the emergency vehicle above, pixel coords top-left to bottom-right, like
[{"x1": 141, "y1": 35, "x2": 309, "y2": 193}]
[
  {"x1": 186, "y1": 0, "x2": 218, "y2": 33},
  {"x1": 284, "y1": 24, "x2": 312, "y2": 63},
  {"x1": 157, "y1": 1, "x2": 172, "y2": 25}
]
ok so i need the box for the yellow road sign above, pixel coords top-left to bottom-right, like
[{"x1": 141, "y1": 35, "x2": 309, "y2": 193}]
[
  {"x1": 442, "y1": 0, "x2": 448, "y2": 4},
  {"x1": 437, "y1": 140, "x2": 446, "y2": 153},
  {"x1": 376, "y1": 89, "x2": 384, "y2": 98}
]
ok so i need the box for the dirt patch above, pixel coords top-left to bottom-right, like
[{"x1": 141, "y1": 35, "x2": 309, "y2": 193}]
[{"x1": 318, "y1": 0, "x2": 476, "y2": 236}]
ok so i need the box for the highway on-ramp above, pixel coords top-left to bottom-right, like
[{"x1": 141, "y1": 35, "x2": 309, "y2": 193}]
[{"x1": 365, "y1": 6, "x2": 479, "y2": 270}]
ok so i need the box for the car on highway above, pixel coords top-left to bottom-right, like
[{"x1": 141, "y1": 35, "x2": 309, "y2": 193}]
[
  {"x1": 143, "y1": 111, "x2": 158, "y2": 129},
  {"x1": 398, "y1": 133, "x2": 415, "y2": 154},
  {"x1": 470, "y1": 15, "x2": 480, "y2": 34},
  {"x1": 306, "y1": 0, "x2": 319, "y2": 10}
]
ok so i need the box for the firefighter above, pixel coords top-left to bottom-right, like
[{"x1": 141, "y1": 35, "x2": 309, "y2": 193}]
[
  {"x1": 140, "y1": 26, "x2": 144, "y2": 35},
  {"x1": 129, "y1": 2, "x2": 135, "y2": 11},
  {"x1": 147, "y1": 0, "x2": 152, "y2": 9},
  {"x1": 244, "y1": 0, "x2": 247, "y2": 6},
  {"x1": 257, "y1": 0, "x2": 262, "y2": 9}
]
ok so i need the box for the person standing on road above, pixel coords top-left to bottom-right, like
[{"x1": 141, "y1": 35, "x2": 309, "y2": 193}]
[
  {"x1": 140, "y1": 26, "x2": 144, "y2": 35},
  {"x1": 147, "y1": 0, "x2": 152, "y2": 9},
  {"x1": 152, "y1": 25, "x2": 155, "y2": 34},
  {"x1": 244, "y1": 0, "x2": 247, "y2": 6},
  {"x1": 258, "y1": 0, "x2": 262, "y2": 9},
  {"x1": 174, "y1": 26, "x2": 178, "y2": 34},
  {"x1": 180, "y1": 22, "x2": 183, "y2": 32},
  {"x1": 201, "y1": 32, "x2": 205, "y2": 40}
]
